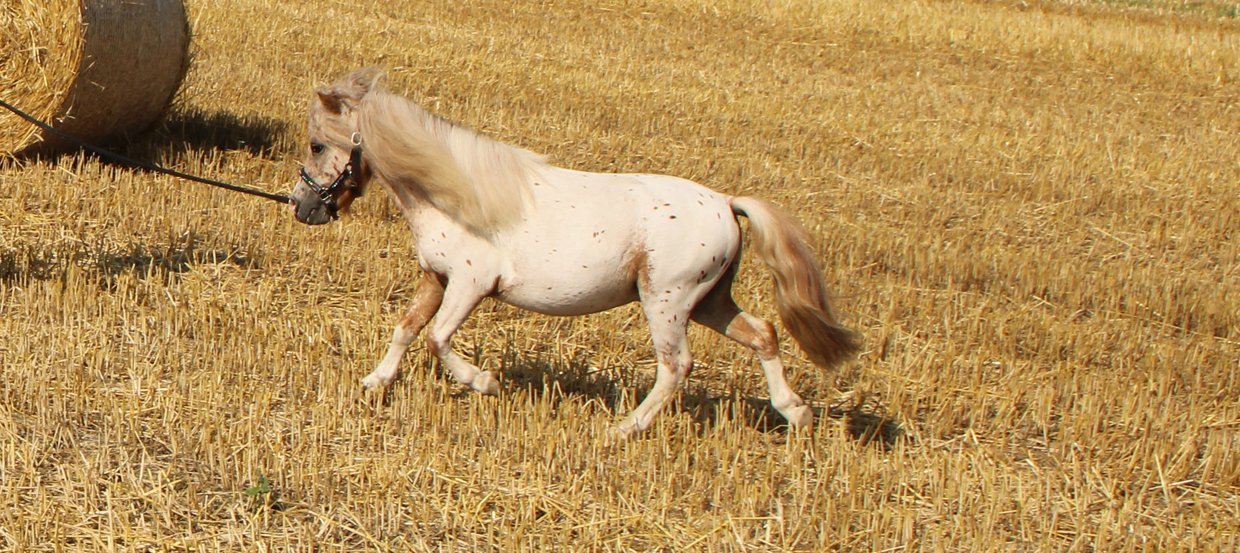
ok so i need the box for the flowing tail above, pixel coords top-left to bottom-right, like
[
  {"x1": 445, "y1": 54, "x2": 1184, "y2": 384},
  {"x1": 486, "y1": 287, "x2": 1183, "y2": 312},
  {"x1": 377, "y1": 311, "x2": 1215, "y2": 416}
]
[{"x1": 731, "y1": 196, "x2": 861, "y2": 368}]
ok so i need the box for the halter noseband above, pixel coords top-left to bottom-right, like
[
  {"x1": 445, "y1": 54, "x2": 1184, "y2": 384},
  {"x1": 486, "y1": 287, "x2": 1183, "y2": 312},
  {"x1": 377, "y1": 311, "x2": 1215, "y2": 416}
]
[{"x1": 298, "y1": 132, "x2": 364, "y2": 220}]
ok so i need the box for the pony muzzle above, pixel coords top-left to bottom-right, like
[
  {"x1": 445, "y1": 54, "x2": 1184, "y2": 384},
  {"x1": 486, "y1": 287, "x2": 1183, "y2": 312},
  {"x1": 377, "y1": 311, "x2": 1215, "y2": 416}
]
[
  {"x1": 289, "y1": 184, "x2": 338, "y2": 225},
  {"x1": 290, "y1": 144, "x2": 362, "y2": 225}
]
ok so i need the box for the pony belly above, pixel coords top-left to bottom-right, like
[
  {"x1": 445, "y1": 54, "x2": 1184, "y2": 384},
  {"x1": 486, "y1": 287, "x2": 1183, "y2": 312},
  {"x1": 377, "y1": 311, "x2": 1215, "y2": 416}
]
[{"x1": 495, "y1": 275, "x2": 639, "y2": 316}]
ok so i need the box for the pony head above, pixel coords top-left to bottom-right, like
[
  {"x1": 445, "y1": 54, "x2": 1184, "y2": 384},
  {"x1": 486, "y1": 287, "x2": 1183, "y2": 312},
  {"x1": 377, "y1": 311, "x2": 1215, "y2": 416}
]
[{"x1": 289, "y1": 67, "x2": 383, "y2": 224}]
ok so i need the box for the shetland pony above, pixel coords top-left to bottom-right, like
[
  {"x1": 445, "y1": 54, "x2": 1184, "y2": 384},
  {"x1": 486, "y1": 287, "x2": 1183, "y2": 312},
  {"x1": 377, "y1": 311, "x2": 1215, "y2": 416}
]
[{"x1": 289, "y1": 68, "x2": 859, "y2": 438}]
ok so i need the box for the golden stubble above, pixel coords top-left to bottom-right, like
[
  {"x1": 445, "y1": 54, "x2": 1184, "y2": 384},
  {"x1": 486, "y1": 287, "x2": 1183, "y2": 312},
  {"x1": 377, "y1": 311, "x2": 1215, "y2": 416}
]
[{"x1": 0, "y1": 0, "x2": 1235, "y2": 550}]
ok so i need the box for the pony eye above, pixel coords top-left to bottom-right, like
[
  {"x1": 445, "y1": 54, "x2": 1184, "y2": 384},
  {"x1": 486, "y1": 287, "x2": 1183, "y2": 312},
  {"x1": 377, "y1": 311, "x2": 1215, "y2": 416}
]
[{"x1": 310, "y1": 142, "x2": 325, "y2": 155}]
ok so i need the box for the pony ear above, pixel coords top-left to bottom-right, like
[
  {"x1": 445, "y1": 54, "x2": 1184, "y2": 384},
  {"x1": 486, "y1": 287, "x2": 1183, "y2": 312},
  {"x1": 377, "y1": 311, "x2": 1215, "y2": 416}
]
[
  {"x1": 316, "y1": 87, "x2": 344, "y2": 114},
  {"x1": 346, "y1": 66, "x2": 385, "y2": 97},
  {"x1": 317, "y1": 67, "x2": 384, "y2": 114}
]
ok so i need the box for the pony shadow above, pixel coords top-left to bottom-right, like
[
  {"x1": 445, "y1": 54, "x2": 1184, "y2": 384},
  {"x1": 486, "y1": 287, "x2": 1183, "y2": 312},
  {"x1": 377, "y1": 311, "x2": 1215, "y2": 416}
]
[
  {"x1": 363, "y1": 345, "x2": 623, "y2": 409},
  {"x1": 825, "y1": 392, "x2": 907, "y2": 449},
  {"x1": 500, "y1": 347, "x2": 624, "y2": 408},
  {"x1": 495, "y1": 346, "x2": 906, "y2": 448},
  {"x1": 0, "y1": 247, "x2": 58, "y2": 282},
  {"x1": 679, "y1": 391, "x2": 905, "y2": 448}
]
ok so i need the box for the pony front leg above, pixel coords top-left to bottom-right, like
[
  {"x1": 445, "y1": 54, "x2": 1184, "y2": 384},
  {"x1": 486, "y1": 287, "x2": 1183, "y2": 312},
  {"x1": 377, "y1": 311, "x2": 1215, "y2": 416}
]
[
  {"x1": 362, "y1": 273, "x2": 445, "y2": 389},
  {"x1": 424, "y1": 282, "x2": 500, "y2": 395}
]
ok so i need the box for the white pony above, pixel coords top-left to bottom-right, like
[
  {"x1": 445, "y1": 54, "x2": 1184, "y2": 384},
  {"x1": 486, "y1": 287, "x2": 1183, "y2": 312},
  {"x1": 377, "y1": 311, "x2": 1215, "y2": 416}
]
[{"x1": 289, "y1": 68, "x2": 859, "y2": 438}]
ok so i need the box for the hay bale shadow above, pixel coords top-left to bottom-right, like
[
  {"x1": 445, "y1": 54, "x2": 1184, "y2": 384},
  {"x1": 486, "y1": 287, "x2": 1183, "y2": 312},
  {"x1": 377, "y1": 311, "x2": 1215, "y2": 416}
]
[
  {"x1": 154, "y1": 108, "x2": 288, "y2": 157},
  {"x1": 0, "y1": 234, "x2": 258, "y2": 284},
  {"x1": 9, "y1": 108, "x2": 286, "y2": 163}
]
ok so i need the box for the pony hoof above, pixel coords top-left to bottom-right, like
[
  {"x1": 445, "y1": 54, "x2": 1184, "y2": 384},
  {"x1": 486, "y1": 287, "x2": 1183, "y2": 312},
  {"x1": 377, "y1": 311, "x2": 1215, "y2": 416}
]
[
  {"x1": 471, "y1": 371, "x2": 500, "y2": 395},
  {"x1": 605, "y1": 424, "x2": 636, "y2": 446},
  {"x1": 783, "y1": 404, "x2": 814, "y2": 429},
  {"x1": 361, "y1": 373, "x2": 389, "y2": 389}
]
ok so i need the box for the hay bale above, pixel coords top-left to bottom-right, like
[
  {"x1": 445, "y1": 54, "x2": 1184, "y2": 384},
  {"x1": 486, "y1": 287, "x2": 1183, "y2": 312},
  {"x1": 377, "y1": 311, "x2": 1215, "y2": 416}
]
[{"x1": 0, "y1": 0, "x2": 189, "y2": 155}]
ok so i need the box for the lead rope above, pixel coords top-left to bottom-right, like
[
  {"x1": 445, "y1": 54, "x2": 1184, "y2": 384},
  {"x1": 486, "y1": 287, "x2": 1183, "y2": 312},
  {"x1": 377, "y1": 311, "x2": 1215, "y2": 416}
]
[{"x1": 0, "y1": 97, "x2": 291, "y2": 205}]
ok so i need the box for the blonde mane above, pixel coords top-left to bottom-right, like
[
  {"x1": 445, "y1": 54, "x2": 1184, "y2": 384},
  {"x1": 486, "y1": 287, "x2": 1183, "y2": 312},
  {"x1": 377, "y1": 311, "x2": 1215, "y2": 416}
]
[{"x1": 355, "y1": 86, "x2": 544, "y2": 236}]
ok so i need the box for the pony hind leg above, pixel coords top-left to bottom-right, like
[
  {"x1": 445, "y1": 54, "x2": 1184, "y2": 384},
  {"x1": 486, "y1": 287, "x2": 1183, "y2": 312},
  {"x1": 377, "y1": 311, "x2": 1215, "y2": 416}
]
[
  {"x1": 614, "y1": 313, "x2": 694, "y2": 439},
  {"x1": 613, "y1": 269, "x2": 719, "y2": 438},
  {"x1": 363, "y1": 273, "x2": 444, "y2": 389},
  {"x1": 691, "y1": 285, "x2": 814, "y2": 429}
]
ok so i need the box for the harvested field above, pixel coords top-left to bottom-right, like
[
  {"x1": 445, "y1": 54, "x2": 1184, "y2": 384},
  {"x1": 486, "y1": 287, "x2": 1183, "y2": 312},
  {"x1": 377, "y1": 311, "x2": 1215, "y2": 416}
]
[{"x1": 0, "y1": 0, "x2": 1236, "y2": 550}]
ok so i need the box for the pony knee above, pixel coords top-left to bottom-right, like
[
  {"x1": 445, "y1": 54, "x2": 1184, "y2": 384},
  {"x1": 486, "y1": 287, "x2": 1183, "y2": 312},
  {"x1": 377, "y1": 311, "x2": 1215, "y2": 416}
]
[
  {"x1": 425, "y1": 333, "x2": 445, "y2": 357},
  {"x1": 670, "y1": 356, "x2": 694, "y2": 381},
  {"x1": 649, "y1": 335, "x2": 693, "y2": 380},
  {"x1": 390, "y1": 325, "x2": 416, "y2": 347}
]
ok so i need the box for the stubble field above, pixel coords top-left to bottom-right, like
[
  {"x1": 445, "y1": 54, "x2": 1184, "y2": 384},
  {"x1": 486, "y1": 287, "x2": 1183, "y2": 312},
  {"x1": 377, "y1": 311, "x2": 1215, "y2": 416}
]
[{"x1": 0, "y1": 0, "x2": 1236, "y2": 550}]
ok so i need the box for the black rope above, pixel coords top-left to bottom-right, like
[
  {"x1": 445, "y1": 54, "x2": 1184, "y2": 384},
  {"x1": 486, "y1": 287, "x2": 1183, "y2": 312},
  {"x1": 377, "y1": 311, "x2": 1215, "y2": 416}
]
[{"x1": 0, "y1": 97, "x2": 290, "y2": 205}]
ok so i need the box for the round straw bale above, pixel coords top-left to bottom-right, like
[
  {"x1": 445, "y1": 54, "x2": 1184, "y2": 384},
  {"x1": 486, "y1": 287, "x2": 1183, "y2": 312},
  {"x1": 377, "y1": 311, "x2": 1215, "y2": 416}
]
[{"x1": 0, "y1": 0, "x2": 190, "y2": 155}]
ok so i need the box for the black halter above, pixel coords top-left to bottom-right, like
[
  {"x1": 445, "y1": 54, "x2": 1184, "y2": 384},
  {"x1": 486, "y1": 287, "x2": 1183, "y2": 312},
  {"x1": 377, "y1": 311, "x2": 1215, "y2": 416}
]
[{"x1": 298, "y1": 134, "x2": 364, "y2": 220}]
